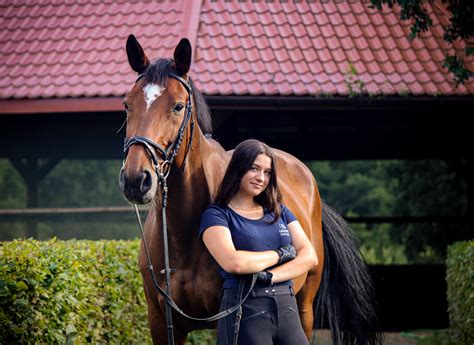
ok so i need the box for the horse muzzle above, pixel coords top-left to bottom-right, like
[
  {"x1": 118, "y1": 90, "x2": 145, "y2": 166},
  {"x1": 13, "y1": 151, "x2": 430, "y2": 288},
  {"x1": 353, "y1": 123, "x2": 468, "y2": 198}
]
[{"x1": 119, "y1": 167, "x2": 157, "y2": 204}]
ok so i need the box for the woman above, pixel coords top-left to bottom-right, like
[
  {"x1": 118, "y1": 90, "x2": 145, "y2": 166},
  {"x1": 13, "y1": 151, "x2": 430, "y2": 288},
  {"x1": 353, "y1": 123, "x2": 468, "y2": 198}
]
[{"x1": 199, "y1": 139, "x2": 318, "y2": 345}]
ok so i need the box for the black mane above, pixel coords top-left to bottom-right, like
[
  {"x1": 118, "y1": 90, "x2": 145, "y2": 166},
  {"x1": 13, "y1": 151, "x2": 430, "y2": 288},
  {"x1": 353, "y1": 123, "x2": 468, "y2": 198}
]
[{"x1": 143, "y1": 58, "x2": 212, "y2": 135}]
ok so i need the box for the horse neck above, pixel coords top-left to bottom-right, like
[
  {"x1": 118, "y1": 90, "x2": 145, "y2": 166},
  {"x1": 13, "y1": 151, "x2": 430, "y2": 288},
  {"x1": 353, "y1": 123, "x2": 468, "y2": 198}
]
[
  {"x1": 159, "y1": 126, "x2": 219, "y2": 246},
  {"x1": 169, "y1": 128, "x2": 210, "y2": 203}
]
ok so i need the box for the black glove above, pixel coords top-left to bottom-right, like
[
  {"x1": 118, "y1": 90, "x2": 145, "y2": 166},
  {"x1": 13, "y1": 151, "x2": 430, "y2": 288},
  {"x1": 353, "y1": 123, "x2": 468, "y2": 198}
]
[
  {"x1": 274, "y1": 244, "x2": 296, "y2": 265},
  {"x1": 256, "y1": 270, "x2": 273, "y2": 285}
]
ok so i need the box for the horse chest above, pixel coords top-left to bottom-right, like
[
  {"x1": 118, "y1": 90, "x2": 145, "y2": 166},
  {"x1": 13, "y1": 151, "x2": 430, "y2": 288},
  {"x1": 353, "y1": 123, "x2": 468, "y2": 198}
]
[{"x1": 172, "y1": 254, "x2": 222, "y2": 315}]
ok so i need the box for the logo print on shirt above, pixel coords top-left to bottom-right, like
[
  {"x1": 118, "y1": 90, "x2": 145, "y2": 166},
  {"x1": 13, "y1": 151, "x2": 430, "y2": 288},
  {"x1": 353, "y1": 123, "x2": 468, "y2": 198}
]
[{"x1": 279, "y1": 223, "x2": 290, "y2": 236}]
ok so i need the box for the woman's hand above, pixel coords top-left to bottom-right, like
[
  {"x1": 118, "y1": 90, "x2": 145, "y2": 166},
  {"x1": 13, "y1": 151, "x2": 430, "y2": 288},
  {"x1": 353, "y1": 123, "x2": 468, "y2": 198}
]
[
  {"x1": 274, "y1": 244, "x2": 297, "y2": 264},
  {"x1": 202, "y1": 225, "x2": 280, "y2": 274},
  {"x1": 268, "y1": 220, "x2": 318, "y2": 283}
]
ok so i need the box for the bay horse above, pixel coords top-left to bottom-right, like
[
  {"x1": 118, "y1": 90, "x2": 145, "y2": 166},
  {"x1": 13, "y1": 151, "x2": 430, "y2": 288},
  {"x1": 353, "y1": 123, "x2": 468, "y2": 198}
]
[{"x1": 119, "y1": 35, "x2": 381, "y2": 345}]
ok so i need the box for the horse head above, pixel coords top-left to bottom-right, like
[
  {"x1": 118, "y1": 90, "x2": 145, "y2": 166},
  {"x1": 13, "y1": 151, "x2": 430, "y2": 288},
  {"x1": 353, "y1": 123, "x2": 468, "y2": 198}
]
[{"x1": 119, "y1": 35, "x2": 194, "y2": 204}]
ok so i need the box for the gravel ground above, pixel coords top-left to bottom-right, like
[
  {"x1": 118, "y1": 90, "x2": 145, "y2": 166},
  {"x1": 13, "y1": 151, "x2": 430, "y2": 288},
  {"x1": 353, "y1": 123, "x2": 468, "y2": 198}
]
[{"x1": 311, "y1": 330, "x2": 422, "y2": 345}]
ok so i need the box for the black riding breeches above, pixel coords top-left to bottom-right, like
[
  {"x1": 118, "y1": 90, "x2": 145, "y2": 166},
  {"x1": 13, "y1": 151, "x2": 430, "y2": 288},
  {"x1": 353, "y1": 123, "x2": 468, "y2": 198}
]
[{"x1": 217, "y1": 285, "x2": 309, "y2": 345}]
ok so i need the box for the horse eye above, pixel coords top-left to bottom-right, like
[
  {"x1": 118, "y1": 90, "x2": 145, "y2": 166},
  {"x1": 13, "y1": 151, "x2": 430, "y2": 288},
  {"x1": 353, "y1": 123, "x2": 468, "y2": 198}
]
[{"x1": 173, "y1": 103, "x2": 184, "y2": 112}]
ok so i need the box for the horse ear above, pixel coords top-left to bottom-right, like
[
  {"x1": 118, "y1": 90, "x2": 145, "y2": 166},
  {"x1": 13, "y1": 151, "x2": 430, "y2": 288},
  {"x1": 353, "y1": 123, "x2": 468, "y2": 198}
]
[
  {"x1": 173, "y1": 38, "x2": 192, "y2": 76},
  {"x1": 126, "y1": 34, "x2": 150, "y2": 74}
]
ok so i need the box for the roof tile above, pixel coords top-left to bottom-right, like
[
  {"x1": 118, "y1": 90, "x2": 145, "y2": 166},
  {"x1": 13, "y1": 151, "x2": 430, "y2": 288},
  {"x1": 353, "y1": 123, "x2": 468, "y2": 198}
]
[
  {"x1": 380, "y1": 62, "x2": 396, "y2": 74},
  {"x1": 288, "y1": 48, "x2": 304, "y2": 63},
  {"x1": 274, "y1": 47, "x2": 290, "y2": 62}
]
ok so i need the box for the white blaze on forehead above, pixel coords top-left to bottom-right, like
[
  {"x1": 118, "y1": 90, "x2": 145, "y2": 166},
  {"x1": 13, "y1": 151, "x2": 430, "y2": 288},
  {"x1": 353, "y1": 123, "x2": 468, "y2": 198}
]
[{"x1": 143, "y1": 83, "x2": 164, "y2": 111}]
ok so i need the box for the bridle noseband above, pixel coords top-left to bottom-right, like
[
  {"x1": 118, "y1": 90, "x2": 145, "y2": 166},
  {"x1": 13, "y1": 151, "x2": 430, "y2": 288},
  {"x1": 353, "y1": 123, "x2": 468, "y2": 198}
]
[{"x1": 123, "y1": 73, "x2": 195, "y2": 185}]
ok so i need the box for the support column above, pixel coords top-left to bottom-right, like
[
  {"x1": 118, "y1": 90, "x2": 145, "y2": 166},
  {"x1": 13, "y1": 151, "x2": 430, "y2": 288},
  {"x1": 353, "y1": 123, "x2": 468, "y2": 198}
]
[
  {"x1": 445, "y1": 158, "x2": 471, "y2": 241},
  {"x1": 9, "y1": 157, "x2": 61, "y2": 238},
  {"x1": 468, "y1": 158, "x2": 473, "y2": 233}
]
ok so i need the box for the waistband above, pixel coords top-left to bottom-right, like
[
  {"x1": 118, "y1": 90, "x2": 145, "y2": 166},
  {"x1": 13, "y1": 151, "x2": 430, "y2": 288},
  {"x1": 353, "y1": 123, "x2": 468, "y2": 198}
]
[{"x1": 223, "y1": 285, "x2": 294, "y2": 299}]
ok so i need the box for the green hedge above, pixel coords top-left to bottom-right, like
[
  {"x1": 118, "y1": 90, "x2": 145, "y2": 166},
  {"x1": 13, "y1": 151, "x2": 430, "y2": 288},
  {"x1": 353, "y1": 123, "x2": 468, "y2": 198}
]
[
  {"x1": 0, "y1": 238, "x2": 151, "y2": 344},
  {"x1": 445, "y1": 240, "x2": 474, "y2": 344}
]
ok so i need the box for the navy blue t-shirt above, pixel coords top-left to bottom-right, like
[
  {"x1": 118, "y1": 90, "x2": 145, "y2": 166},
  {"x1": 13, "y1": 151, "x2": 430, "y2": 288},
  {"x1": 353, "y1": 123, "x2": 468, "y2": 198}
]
[{"x1": 199, "y1": 204, "x2": 297, "y2": 289}]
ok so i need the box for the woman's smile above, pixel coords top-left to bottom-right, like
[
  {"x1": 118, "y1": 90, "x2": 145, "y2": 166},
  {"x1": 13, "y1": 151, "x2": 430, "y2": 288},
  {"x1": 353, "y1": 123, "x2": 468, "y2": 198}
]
[{"x1": 239, "y1": 154, "x2": 272, "y2": 197}]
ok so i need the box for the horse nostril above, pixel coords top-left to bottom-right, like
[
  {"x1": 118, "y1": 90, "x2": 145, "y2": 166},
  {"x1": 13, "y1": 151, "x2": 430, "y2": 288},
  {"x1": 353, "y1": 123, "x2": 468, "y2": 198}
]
[
  {"x1": 140, "y1": 170, "x2": 153, "y2": 194},
  {"x1": 119, "y1": 168, "x2": 125, "y2": 189}
]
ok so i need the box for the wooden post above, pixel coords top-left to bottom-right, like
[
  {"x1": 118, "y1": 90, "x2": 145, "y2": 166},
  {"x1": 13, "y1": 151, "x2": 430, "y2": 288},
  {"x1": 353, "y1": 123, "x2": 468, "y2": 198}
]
[
  {"x1": 9, "y1": 157, "x2": 61, "y2": 238},
  {"x1": 468, "y1": 158, "x2": 473, "y2": 233}
]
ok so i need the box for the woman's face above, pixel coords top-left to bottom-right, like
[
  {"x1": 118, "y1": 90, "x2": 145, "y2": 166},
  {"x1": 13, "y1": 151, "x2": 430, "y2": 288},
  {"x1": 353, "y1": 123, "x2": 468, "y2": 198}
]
[{"x1": 239, "y1": 154, "x2": 272, "y2": 197}]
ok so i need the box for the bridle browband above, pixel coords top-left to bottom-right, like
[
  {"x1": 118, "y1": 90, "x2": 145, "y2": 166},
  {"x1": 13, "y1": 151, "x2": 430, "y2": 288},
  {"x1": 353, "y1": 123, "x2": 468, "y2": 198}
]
[
  {"x1": 122, "y1": 72, "x2": 256, "y2": 345},
  {"x1": 123, "y1": 73, "x2": 195, "y2": 184}
]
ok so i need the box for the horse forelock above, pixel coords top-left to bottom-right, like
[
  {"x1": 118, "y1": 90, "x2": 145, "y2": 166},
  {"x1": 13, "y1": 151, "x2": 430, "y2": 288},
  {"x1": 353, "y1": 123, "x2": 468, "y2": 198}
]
[
  {"x1": 141, "y1": 58, "x2": 213, "y2": 136},
  {"x1": 143, "y1": 58, "x2": 173, "y2": 87}
]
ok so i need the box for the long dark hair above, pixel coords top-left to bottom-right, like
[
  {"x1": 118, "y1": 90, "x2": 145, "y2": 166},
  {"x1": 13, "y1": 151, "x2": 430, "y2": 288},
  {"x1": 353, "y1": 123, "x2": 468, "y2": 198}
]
[{"x1": 215, "y1": 139, "x2": 282, "y2": 223}]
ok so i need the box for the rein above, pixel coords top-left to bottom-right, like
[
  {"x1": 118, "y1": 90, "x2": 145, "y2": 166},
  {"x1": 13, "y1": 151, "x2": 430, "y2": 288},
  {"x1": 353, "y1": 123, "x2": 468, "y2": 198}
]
[{"x1": 123, "y1": 73, "x2": 256, "y2": 345}]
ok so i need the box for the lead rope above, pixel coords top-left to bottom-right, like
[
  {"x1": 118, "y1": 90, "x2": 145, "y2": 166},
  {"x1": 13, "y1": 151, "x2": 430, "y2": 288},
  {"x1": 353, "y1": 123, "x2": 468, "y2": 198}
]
[
  {"x1": 232, "y1": 279, "x2": 246, "y2": 345},
  {"x1": 159, "y1": 169, "x2": 174, "y2": 345}
]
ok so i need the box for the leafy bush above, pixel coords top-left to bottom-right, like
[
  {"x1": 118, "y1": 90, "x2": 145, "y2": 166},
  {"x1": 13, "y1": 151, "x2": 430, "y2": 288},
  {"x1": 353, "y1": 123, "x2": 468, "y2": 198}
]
[
  {"x1": 0, "y1": 238, "x2": 151, "y2": 344},
  {"x1": 445, "y1": 240, "x2": 474, "y2": 344}
]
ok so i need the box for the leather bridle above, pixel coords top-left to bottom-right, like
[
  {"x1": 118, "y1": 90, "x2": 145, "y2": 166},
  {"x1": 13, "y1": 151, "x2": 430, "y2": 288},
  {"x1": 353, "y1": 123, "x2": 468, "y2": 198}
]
[{"x1": 123, "y1": 73, "x2": 195, "y2": 185}]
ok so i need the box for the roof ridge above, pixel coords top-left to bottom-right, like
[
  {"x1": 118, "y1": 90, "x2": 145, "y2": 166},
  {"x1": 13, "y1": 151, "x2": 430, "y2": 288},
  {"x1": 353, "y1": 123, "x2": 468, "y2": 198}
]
[{"x1": 179, "y1": 0, "x2": 203, "y2": 62}]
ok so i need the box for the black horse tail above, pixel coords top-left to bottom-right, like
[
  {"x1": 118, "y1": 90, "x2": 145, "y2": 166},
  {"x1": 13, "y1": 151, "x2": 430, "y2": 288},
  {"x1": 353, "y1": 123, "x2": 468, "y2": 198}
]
[{"x1": 314, "y1": 202, "x2": 383, "y2": 345}]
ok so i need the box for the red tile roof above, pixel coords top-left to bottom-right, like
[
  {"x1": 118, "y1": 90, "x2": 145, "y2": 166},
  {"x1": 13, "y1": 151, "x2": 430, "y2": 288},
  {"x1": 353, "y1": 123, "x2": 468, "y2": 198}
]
[{"x1": 0, "y1": 0, "x2": 472, "y2": 102}]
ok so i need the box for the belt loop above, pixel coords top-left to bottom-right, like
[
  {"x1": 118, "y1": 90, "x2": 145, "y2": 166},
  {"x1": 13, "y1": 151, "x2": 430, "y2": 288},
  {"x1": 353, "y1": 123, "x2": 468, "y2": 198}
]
[{"x1": 289, "y1": 286, "x2": 294, "y2": 296}]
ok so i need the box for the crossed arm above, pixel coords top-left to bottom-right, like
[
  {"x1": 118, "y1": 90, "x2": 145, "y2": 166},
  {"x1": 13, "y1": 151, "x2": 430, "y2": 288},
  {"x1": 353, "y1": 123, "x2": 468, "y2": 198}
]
[{"x1": 202, "y1": 220, "x2": 318, "y2": 284}]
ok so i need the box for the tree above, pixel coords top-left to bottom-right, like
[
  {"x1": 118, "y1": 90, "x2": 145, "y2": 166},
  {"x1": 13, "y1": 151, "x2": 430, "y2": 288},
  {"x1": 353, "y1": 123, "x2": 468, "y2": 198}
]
[
  {"x1": 307, "y1": 160, "x2": 408, "y2": 264},
  {"x1": 371, "y1": 0, "x2": 473, "y2": 86},
  {"x1": 384, "y1": 160, "x2": 469, "y2": 262},
  {"x1": 0, "y1": 160, "x2": 25, "y2": 208}
]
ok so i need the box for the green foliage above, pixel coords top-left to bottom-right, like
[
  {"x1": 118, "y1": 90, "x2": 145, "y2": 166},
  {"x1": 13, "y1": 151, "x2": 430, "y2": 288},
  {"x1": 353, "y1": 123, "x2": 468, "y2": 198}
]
[
  {"x1": 344, "y1": 63, "x2": 367, "y2": 97},
  {"x1": 385, "y1": 160, "x2": 468, "y2": 262},
  {"x1": 443, "y1": 54, "x2": 473, "y2": 87},
  {"x1": 0, "y1": 159, "x2": 137, "y2": 241},
  {"x1": 308, "y1": 160, "x2": 396, "y2": 217},
  {"x1": 370, "y1": 0, "x2": 473, "y2": 85},
  {"x1": 186, "y1": 330, "x2": 216, "y2": 345},
  {"x1": 416, "y1": 329, "x2": 455, "y2": 345},
  {"x1": 371, "y1": 0, "x2": 432, "y2": 39},
  {"x1": 0, "y1": 160, "x2": 26, "y2": 208},
  {"x1": 418, "y1": 241, "x2": 474, "y2": 345},
  {"x1": 0, "y1": 238, "x2": 151, "y2": 344},
  {"x1": 445, "y1": 240, "x2": 474, "y2": 344},
  {"x1": 307, "y1": 160, "x2": 467, "y2": 264},
  {"x1": 308, "y1": 160, "x2": 408, "y2": 264},
  {"x1": 0, "y1": 158, "x2": 125, "y2": 208},
  {"x1": 39, "y1": 159, "x2": 125, "y2": 207},
  {"x1": 0, "y1": 239, "x2": 219, "y2": 344},
  {"x1": 358, "y1": 225, "x2": 409, "y2": 265}
]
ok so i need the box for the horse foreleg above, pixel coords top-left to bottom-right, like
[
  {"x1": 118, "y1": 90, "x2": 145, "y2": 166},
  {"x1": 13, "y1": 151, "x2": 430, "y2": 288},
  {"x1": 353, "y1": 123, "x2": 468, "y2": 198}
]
[
  {"x1": 143, "y1": 285, "x2": 187, "y2": 345},
  {"x1": 297, "y1": 270, "x2": 322, "y2": 340}
]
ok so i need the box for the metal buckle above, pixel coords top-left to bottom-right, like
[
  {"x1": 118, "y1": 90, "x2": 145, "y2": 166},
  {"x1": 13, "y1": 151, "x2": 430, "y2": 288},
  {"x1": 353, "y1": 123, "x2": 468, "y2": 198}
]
[{"x1": 157, "y1": 160, "x2": 171, "y2": 180}]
